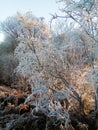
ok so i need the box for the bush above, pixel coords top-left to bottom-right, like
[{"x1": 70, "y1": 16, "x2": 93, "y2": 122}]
[{"x1": 0, "y1": 54, "x2": 18, "y2": 85}]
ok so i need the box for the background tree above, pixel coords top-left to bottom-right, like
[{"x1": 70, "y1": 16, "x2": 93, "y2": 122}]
[{"x1": 0, "y1": 35, "x2": 18, "y2": 85}]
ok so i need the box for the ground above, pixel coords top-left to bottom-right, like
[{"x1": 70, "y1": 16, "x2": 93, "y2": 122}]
[{"x1": 0, "y1": 85, "x2": 96, "y2": 130}]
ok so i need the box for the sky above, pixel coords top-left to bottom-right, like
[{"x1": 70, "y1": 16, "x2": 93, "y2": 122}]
[
  {"x1": 0, "y1": 0, "x2": 62, "y2": 23},
  {"x1": 0, "y1": 0, "x2": 64, "y2": 42}
]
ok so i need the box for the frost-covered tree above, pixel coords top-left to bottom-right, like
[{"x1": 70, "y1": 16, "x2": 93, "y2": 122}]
[
  {"x1": 13, "y1": 12, "x2": 73, "y2": 128},
  {"x1": 51, "y1": 0, "x2": 98, "y2": 127},
  {"x1": 14, "y1": 12, "x2": 51, "y2": 88},
  {"x1": 0, "y1": 16, "x2": 19, "y2": 38}
]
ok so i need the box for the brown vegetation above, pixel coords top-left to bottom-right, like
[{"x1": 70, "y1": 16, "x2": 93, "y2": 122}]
[{"x1": 0, "y1": 85, "x2": 96, "y2": 130}]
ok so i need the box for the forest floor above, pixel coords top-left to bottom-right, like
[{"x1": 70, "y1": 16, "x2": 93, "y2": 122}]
[{"x1": 0, "y1": 85, "x2": 97, "y2": 130}]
